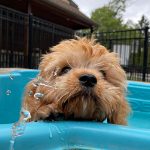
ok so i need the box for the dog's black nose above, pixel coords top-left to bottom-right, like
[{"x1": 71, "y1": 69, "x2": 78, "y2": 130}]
[{"x1": 79, "y1": 74, "x2": 97, "y2": 87}]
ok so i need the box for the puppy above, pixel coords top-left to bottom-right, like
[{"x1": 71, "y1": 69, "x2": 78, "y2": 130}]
[{"x1": 21, "y1": 38, "x2": 130, "y2": 125}]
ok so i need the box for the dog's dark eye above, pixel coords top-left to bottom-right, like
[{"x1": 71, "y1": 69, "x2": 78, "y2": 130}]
[
  {"x1": 60, "y1": 66, "x2": 71, "y2": 75},
  {"x1": 100, "y1": 70, "x2": 106, "y2": 77}
]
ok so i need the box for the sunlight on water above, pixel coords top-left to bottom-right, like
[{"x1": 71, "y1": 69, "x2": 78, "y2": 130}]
[
  {"x1": 49, "y1": 124, "x2": 53, "y2": 138},
  {"x1": 49, "y1": 123, "x2": 62, "y2": 139},
  {"x1": 9, "y1": 74, "x2": 14, "y2": 80},
  {"x1": 9, "y1": 108, "x2": 31, "y2": 150},
  {"x1": 52, "y1": 124, "x2": 61, "y2": 134},
  {"x1": 63, "y1": 147, "x2": 106, "y2": 150},
  {"x1": 6, "y1": 90, "x2": 11, "y2": 96},
  {"x1": 65, "y1": 147, "x2": 108, "y2": 150}
]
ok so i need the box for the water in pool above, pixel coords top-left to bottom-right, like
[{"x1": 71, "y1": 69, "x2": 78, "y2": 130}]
[
  {"x1": 128, "y1": 111, "x2": 150, "y2": 129},
  {"x1": 0, "y1": 70, "x2": 149, "y2": 150}
]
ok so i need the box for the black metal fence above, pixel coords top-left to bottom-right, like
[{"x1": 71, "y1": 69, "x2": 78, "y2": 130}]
[
  {"x1": 0, "y1": 5, "x2": 27, "y2": 68},
  {"x1": 0, "y1": 5, "x2": 150, "y2": 82},
  {"x1": 91, "y1": 27, "x2": 150, "y2": 82},
  {"x1": 29, "y1": 16, "x2": 74, "y2": 68},
  {"x1": 0, "y1": 5, "x2": 74, "y2": 69},
  {"x1": 93, "y1": 28, "x2": 150, "y2": 82},
  {"x1": 77, "y1": 28, "x2": 150, "y2": 82}
]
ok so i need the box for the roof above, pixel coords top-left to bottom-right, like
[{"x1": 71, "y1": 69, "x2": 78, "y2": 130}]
[
  {"x1": 0, "y1": 0, "x2": 97, "y2": 30},
  {"x1": 34, "y1": 0, "x2": 97, "y2": 29}
]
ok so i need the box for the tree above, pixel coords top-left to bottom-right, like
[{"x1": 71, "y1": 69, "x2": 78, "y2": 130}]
[
  {"x1": 125, "y1": 19, "x2": 135, "y2": 28},
  {"x1": 108, "y1": 0, "x2": 126, "y2": 17},
  {"x1": 136, "y1": 15, "x2": 150, "y2": 28},
  {"x1": 91, "y1": 0, "x2": 128, "y2": 32}
]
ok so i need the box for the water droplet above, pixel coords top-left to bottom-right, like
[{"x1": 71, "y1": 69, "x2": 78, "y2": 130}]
[
  {"x1": 9, "y1": 74, "x2": 14, "y2": 80},
  {"x1": 21, "y1": 108, "x2": 31, "y2": 121},
  {"x1": 53, "y1": 125, "x2": 61, "y2": 134},
  {"x1": 6, "y1": 90, "x2": 11, "y2": 96},
  {"x1": 53, "y1": 67, "x2": 60, "y2": 77},
  {"x1": 32, "y1": 76, "x2": 45, "y2": 87},
  {"x1": 34, "y1": 92, "x2": 44, "y2": 100},
  {"x1": 10, "y1": 108, "x2": 31, "y2": 150},
  {"x1": 28, "y1": 90, "x2": 33, "y2": 96},
  {"x1": 11, "y1": 109, "x2": 31, "y2": 137},
  {"x1": 49, "y1": 125, "x2": 53, "y2": 138},
  {"x1": 9, "y1": 121, "x2": 26, "y2": 150},
  {"x1": 12, "y1": 121, "x2": 26, "y2": 137},
  {"x1": 32, "y1": 83, "x2": 38, "y2": 87},
  {"x1": 9, "y1": 140, "x2": 15, "y2": 150}
]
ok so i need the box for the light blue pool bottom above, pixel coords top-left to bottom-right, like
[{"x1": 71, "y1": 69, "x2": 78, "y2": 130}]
[{"x1": 0, "y1": 70, "x2": 150, "y2": 150}]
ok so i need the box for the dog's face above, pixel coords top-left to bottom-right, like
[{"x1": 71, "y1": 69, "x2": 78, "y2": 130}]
[{"x1": 35, "y1": 38, "x2": 128, "y2": 122}]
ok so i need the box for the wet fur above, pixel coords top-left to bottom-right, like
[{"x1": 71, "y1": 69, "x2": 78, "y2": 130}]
[{"x1": 21, "y1": 38, "x2": 130, "y2": 125}]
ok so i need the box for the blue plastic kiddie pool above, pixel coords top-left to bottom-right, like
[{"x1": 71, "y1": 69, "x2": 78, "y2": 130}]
[{"x1": 0, "y1": 70, "x2": 150, "y2": 150}]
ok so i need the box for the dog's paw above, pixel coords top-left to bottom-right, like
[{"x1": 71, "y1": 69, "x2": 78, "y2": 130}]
[
  {"x1": 31, "y1": 103, "x2": 60, "y2": 121},
  {"x1": 44, "y1": 113, "x2": 65, "y2": 121}
]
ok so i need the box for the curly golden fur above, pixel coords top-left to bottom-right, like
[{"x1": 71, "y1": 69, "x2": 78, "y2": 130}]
[{"x1": 21, "y1": 37, "x2": 130, "y2": 125}]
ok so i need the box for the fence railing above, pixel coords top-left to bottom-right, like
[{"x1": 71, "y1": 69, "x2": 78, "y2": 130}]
[
  {"x1": 0, "y1": 5, "x2": 27, "y2": 68},
  {"x1": 0, "y1": 5, "x2": 150, "y2": 82},
  {"x1": 0, "y1": 5, "x2": 74, "y2": 69},
  {"x1": 29, "y1": 15, "x2": 74, "y2": 68},
  {"x1": 92, "y1": 27, "x2": 150, "y2": 82}
]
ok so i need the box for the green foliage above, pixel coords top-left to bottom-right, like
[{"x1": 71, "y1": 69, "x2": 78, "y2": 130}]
[
  {"x1": 91, "y1": 0, "x2": 150, "y2": 31},
  {"x1": 91, "y1": 0, "x2": 128, "y2": 32},
  {"x1": 108, "y1": 0, "x2": 126, "y2": 17},
  {"x1": 91, "y1": 6, "x2": 127, "y2": 32},
  {"x1": 128, "y1": 47, "x2": 150, "y2": 67}
]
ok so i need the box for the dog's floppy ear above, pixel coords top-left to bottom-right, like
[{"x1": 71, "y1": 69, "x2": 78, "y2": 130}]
[{"x1": 107, "y1": 98, "x2": 130, "y2": 125}]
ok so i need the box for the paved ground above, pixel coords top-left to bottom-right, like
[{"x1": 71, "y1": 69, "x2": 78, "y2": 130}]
[{"x1": 0, "y1": 68, "x2": 30, "y2": 74}]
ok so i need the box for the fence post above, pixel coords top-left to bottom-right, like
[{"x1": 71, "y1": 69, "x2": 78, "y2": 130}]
[
  {"x1": 52, "y1": 24, "x2": 55, "y2": 45},
  {"x1": 28, "y1": 13, "x2": 33, "y2": 68},
  {"x1": 90, "y1": 27, "x2": 94, "y2": 38},
  {"x1": 142, "y1": 26, "x2": 149, "y2": 81},
  {"x1": 109, "y1": 39, "x2": 112, "y2": 51}
]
